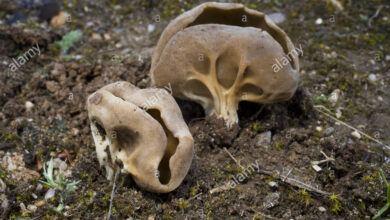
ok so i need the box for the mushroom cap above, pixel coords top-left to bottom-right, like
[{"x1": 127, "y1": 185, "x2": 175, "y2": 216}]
[
  {"x1": 152, "y1": 2, "x2": 299, "y2": 71},
  {"x1": 87, "y1": 81, "x2": 194, "y2": 193},
  {"x1": 151, "y1": 2, "x2": 299, "y2": 125}
]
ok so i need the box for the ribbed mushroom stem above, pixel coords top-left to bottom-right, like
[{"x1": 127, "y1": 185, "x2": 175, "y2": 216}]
[{"x1": 217, "y1": 95, "x2": 238, "y2": 128}]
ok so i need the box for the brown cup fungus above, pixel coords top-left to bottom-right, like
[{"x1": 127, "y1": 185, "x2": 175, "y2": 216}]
[
  {"x1": 151, "y1": 2, "x2": 300, "y2": 127},
  {"x1": 87, "y1": 81, "x2": 194, "y2": 193}
]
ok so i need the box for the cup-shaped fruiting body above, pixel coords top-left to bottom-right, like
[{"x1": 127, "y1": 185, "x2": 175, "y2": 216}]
[
  {"x1": 151, "y1": 2, "x2": 299, "y2": 127},
  {"x1": 87, "y1": 81, "x2": 194, "y2": 193}
]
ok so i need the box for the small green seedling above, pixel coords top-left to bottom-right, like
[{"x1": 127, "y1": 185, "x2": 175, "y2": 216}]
[
  {"x1": 373, "y1": 169, "x2": 390, "y2": 219},
  {"x1": 54, "y1": 30, "x2": 83, "y2": 53},
  {"x1": 312, "y1": 94, "x2": 327, "y2": 104},
  {"x1": 40, "y1": 158, "x2": 80, "y2": 212}
]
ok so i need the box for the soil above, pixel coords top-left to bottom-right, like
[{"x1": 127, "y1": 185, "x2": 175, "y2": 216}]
[{"x1": 0, "y1": 0, "x2": 389, "y2": 219}]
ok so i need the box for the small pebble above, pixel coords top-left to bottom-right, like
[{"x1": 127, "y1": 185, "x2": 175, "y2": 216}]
[
  {"x1": 72, "y1": 128, "x2": 80, "y2": 136},
  {"x1": 36, "y1": 183, "x2": 43, "y2": 192},
  {"x1": 268, "y1": 12, "x2": 286, "y2": 23},
  {"x1": 315, "y1": 18, "x2": 323, "y2": 25},
  {"x1": 351, "y1": 130, "x2": 361, "y2": 139},
  {"x1": 20, "y1": 203, "x2": 28, "y2": 213},
  {"x1": 335, "y1": 108, "x2": 342, "y2": 119},
  {"x1": 34, "y1": 200, "x2": 46, "y2": 207},
  {"x1": 91, "y1": 33, "x2": 102, "y2": 40},
  {"x1": 59, "y1": 161, "x2": 68, "y2": 171},
  {"x1": 1, "y1": 198, "x2": 8, "y2": 209},
  {"x1": 50, "y1": 158, "x2": 62, "y2": 169},
  {"x1": 263, "y1": 192, "x2": 280, "y2": 209},
  {"x1": 27, "y1": 204, "x2": 37, "y2": 212},
  {"x1": 86, "y1": 21, "x2": 94, "y2": 27},
  {"x1": 255, "y1": 131, "x2": 272, "y2": 148},
  {"x1": 45, "y1": 188, "x2": 55, "y2": 200},
  {"x1": 268, "y1": 181, "x2": 278, "y2": 188},
  {"x1": 25, "y1": 101, "x2": 34, "y2": 111},
  {"x1": 318, "y1": 206, "x2": 326, "y2": 212},
  {"x1": 328, "y1": 89, "x2": 340, "y2": 103},
  {"x1": 324, "y1": 127, "x2": 335, "y2": 136},
  {"x1": 50, "y1": 11, "x2": 68, "y2": 27},
  {"x1": 147, "y1": 24, "x2": 155, "y2": 32},
  {"x1": 312, "y1": 164, "x2": 322, "y2": 172},
  {"x1": 316, "y1": 126, "x2": 323, "y2": 132},
  {"x1": 0, "y1": 178, "x2": 6, "y2": 192},
  {"x1": 368, "y1": 74, "x2": 377, "y2": 84},
  {"x1": 103, "y1": 33, "x2": 111, "y2": 40}
]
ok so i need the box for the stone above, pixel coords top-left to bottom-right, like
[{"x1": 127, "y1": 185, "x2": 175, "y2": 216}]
[
  {"x1": 318, "y1": 206, "x2": 326, "y2": 212},
  {"x1": 268, "y1": 13, "x2": 286, "y2": 23},
  {"x1": 25, "y1": 101, "x2": 34, "y2": 111},
  {"x1": 324, "y1": 127, "x2": 335, "y2": 136},
  {"x1": 351, "y1": 130, "x2": 361, "y2": 139},
  {"x1": 45, "y1": 188, "x2": 55, "y2": 201},
  {"x1": 315, "y1": 18, "x2": 323, "y2": 24},
  {"x1": 255, "y1": 131, "x2": 272, "y2": 148}
]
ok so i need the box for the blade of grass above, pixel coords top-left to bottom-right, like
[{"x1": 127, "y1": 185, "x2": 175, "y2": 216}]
[{"x1": 373, "y1": 203, "x2": 390, "y2": 219}]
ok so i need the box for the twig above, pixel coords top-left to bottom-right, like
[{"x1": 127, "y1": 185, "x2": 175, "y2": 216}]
[
  {"x1": 250, "y1": 207, "x2": 281, "y2": 220},
  {"x1": 222, "y1": 147, "x2": 331, "y2": 196},
  {"x1": 311, "y1": 151, "x2": 335, "y2": 166},
  {"x1": 209, "y1": 182, "x2": 231, "y2": 194},
  {"x1": 276, "y1": 169, "x2": 332, "y2": 196},
  {"x1": 223, "y1": 147, "x2": 243, "y2": 169},
  {"x1": 107, "y1": 168, "x2": 120, "y2": 220},
  {"x1": 314, "y1": 105, "x2": 390, "y2": 150},
  {"x1": 368, "y1": 5, "x2": 383, "y2": 27},
  {"x1": 187, "y1": 193, "x2": 203, "y2": 201}
]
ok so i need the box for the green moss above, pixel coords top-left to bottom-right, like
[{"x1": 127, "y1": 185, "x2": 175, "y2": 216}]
[
  {"x1": 252, "y1": 121, "x2": 261, "y2": 132},
  {"x1": 299, "y1": 189, "x2": 311, "y2": 206},
  {"x1": 190, "y1": 186, "x2": 198, "y2": 197},
  {"x1": 265, "y1": 176, "x2": 274, "y2": 183},
  {"x1": 177, "y1": 199, "x2": 189, "y2": 210},
  {"x1": 215, "y1": 169, "x2": 222, "y2": 182},
  {"x1": 329, "y1": 194, "x2": 341, "y2": 213},
  {"x1": 275, "y1": 142, "x2": 284, "y2": 150},
  {"x1": 359, "y1": 201, "x2": 366, "y2": 212},
  {"x1": 163, "y1": 212, "x2": 171, "y2": 220},
  {"x1": 122, "y1": 206, "x2": 135, "y2": 215},
  {"x1": 6, "y1": 133, "x2": 13, "y2": 141}
]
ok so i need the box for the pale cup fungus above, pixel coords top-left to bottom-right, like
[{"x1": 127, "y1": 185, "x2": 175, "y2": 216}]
[
  {"x1": 151, "y1": 2, "x2": 299, "y2": 127},
  {"x1": 87, "y1": 81, "x2": 194, "y2": 193}
]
